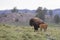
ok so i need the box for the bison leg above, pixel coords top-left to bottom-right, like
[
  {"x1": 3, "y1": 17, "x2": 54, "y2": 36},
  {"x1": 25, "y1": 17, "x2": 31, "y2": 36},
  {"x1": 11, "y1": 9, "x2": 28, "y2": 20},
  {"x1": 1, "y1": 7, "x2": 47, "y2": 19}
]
[
  {"x1": 34, "y1": 24, "x2": 39, "y2": 32},
  {"x1": 44, "y1": 26, "x2": 47, "y2": 32},
  {"x1": 34, "y1": 26, "x2": 38, "y2": 32},
  {"x1": 39, "y1": 25, "x2": 42, "y2": 31},
  {"x1": 44, "y1": 29, "x2": 46, "y2": 32},
  {"x1": 40, "y1": 28, "x2": 42, "y2": 31},
  {"x1": 44, "y1": 27, "x2": 47, "y2": 32}
]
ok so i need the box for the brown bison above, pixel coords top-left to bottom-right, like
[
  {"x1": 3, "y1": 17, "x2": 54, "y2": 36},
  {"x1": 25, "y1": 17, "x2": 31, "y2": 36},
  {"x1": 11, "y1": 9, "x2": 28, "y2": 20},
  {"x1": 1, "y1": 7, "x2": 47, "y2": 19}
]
[
  {"x1": 39, "y1": 23, "x2": 48, "y2": 32},
  {"x1": 29, "y1": 17, "x2": 47, "y2": 32}
]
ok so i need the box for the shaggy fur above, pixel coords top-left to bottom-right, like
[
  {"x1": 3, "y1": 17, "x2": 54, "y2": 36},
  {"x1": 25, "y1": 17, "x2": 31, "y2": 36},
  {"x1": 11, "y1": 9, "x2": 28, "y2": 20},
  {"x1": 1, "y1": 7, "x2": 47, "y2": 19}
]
[{"x1": 29, "y1": 17, "x2": 47, "y2": 32}]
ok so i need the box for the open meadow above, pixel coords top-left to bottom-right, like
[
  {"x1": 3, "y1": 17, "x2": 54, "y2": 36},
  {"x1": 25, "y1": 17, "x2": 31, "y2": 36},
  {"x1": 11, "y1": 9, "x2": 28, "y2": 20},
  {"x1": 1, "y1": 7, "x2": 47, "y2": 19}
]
[{"x1": 0, "y1": 23, "x2": 60, "y2": 40}]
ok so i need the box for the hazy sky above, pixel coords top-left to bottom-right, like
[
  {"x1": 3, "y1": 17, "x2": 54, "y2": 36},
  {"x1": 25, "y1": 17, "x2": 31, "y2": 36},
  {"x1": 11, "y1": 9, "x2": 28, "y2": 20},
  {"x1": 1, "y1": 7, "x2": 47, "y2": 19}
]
[{"x1": 0, "y1": 0, "x2": 60, "y2": 10}]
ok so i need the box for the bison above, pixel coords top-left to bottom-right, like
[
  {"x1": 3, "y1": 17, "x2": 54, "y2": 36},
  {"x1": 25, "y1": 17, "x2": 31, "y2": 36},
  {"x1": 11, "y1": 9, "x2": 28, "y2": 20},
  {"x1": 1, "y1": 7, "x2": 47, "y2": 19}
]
[
  {"x1": 39, "y1": 23, "x2": 48, "y2": 32},
  {"x1": 29, "y1": 17, "x2": 47, "y2": 32}
]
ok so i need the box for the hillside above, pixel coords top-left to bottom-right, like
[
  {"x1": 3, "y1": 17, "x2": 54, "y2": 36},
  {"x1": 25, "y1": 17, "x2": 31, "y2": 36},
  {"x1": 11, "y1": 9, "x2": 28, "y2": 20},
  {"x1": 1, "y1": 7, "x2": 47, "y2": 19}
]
[
  {"x1": 0, "y1": 24, "x2": 60, "y2": 40},
  {"x1": 0, "y1": 12, "x2": 36, "y2": 26},
  {"x1": 0, "y1": 9, "x2": 60, "y2": 25}
]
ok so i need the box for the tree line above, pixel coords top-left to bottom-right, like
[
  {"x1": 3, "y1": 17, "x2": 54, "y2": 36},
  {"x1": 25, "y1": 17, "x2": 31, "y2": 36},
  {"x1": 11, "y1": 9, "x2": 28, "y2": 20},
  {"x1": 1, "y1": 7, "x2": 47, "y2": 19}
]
[
  {"x1": 36, "y1": 7, "x2": 60, "y2": 24},
  {"x1": 11, "y1": 7, "x2": 60, "y2": 24}
]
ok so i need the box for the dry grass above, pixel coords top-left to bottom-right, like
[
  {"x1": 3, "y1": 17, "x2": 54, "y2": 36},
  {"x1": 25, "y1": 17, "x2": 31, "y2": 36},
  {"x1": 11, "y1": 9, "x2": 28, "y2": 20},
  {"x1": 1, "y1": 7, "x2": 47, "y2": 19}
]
[{"x1": 0, "y1": 24, "x2": 60, "y2": 40}]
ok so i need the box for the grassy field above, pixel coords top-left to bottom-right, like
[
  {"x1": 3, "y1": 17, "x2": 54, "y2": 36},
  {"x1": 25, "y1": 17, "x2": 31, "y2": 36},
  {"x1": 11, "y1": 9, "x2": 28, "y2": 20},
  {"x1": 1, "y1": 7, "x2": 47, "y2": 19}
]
[{"x1": 0, "y1": 24, "x2": 60, "y2": 40}]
